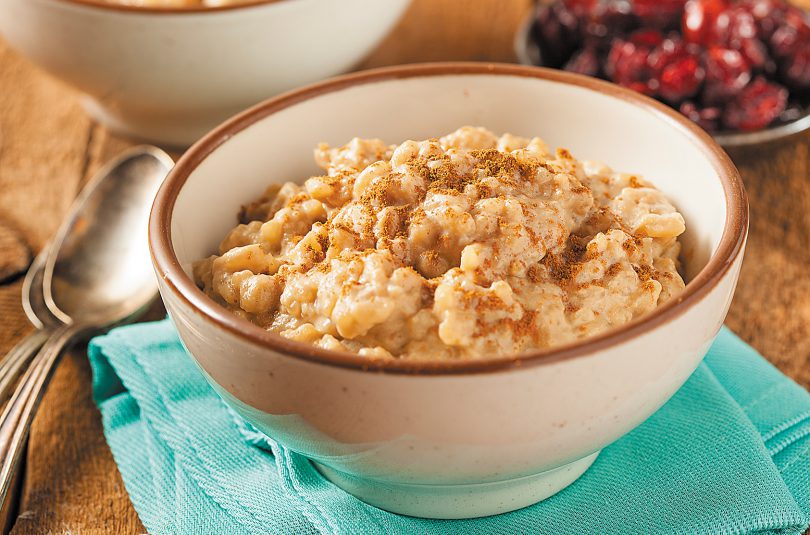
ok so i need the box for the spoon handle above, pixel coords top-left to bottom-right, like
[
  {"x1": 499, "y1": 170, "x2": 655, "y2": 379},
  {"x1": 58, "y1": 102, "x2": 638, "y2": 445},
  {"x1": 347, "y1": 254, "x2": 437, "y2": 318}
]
[
  {"x1": 0, "y1": 323, "x2": 83, "y2": 506},
  {"x1": 0, "y1": 329, "x2": 51, "y2": 405}
]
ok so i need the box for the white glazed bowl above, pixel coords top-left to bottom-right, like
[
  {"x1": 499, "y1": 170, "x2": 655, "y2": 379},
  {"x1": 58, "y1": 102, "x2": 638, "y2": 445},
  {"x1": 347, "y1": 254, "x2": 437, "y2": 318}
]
[
  {"x1": 0, "y1": 0, "x2": 409, "y2": 146},
  {"x1": 149, "y1": 63, "x2": 748, "y2": 519}
]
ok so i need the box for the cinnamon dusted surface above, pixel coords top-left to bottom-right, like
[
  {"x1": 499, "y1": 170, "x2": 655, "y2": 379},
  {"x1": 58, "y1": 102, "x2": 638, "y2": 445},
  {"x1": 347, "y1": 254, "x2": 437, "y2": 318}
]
[
  {"x1": 196, "y1": 130, "x2": 686, "y2": 360},
  {"x1": 0, "y1": 0, "x2": 808, "y2": 532}
]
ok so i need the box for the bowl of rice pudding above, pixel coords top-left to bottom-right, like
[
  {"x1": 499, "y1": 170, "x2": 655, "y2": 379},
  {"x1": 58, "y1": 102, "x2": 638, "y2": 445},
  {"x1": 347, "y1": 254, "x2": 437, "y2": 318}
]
[
  {"x1": 0, "y1": 0, "x2": 409, "y2": 146},
  {"x1": 149, "y1": 63, "x2": 748, "y2": 519}
]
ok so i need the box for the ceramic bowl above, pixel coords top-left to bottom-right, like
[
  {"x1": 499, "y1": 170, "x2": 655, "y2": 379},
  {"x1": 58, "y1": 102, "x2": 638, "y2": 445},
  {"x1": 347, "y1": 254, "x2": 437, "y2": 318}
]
[
  {"x1": 0, "y1": 0, "x2": 410, "y2": 146},
  {"x1": 149, "y1": 62, "x2": 748, "y2": 519}
]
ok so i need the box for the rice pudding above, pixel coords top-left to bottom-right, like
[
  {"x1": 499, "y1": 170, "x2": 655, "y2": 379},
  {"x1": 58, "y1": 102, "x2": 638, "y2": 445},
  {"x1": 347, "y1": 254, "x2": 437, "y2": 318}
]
[{"x1": 193, "y1": 127, "x2": 686, "y2": 360}]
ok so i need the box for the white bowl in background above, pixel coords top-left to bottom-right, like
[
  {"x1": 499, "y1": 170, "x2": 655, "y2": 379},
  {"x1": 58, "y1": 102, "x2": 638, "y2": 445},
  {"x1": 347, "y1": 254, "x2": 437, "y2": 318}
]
[
  {"x1": 0, "y1": 0, "x2": 410, "y2": 146},
  {"x1": 149, "y1": 63, "x2": 748, "y2": 519}
]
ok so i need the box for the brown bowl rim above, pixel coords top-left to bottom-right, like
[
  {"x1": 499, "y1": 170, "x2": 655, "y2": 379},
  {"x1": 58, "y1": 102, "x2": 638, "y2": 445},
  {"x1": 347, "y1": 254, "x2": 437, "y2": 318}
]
[
  {"x1": 149, "y1": 62, "x2": 748, "y2": 375},
  {"x1": 52, "y1": 0, "x2": 284, "y2": 15}
]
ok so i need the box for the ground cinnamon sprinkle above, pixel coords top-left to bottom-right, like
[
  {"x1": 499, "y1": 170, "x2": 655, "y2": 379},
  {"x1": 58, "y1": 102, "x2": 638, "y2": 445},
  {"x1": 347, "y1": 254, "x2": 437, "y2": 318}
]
[
  {"x1": 410, "y1": 149, "x2": 539, "y2": 196},
  {"x1": 538, "y1": 234, "x2": 597, "y2": 289},
  {"x1": 512, "y1": 309, "x2": 540, "y2": 341},
  {"x1": 407, "y1": 207, "x2": 426, "y2": 227},
  {"x1": 199, "y1": 127, "x2": 687, "y2": 360},
  {"x1": 571, "y1": 184, "x2": 591, "y2": 194},
  {"x1": 421, "y1": 156, "x2": 471, "y2": 194},
  {"x1": 542, "y1": 253, "x2": 573, "y2": 282},
  {"x1": 474, "y1": 309, "x2": 544, "y2": 347},
  {"x1": 605, "y1": 262, "x2": 624, "y2": 278},
  {"x1": 417, "y1": 249, "x2": 444, "y2": 278},
  {"x1": 527, "y1": 264, "x2": 543, "y2": 283},
  {"x1": 633, "y1": 264, "x2": 654, "y2": 282},
  {"x1": 621, "y1": 235, "x2": 643, "y2": 255},
  {"x1": 285, "y1": 192, "x2": 311, "y2": 207},
  {"x1": 360, "y1": 174, "x2": 398, "y2": 207},
  {"x1": 376, "y1": 205, "x2": 410, "y2": 240},
  {"x1": 471, "y1": 149, "x2": 537, "y2": 181}
]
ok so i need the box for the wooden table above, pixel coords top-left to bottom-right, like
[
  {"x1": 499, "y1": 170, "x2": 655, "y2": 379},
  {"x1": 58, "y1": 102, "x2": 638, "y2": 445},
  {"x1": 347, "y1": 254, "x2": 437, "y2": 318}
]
[{"x1": 0, "y1": 0, "x2": 808, "y2": 532}]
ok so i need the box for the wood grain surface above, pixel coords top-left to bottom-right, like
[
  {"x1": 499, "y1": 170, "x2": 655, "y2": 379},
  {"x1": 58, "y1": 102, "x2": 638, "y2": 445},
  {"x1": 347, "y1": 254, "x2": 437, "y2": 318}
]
[{"x1": 0, "y1": 0, "x2": 808, "y2": 532}]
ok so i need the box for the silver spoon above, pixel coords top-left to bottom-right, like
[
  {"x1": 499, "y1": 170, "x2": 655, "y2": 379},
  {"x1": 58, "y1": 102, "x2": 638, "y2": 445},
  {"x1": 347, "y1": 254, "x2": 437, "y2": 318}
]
[
  {"x1": 0, "y1": 249, "x2": 56, "y2": 406},
  {"x1": 0, "y1": 146, "x2": 173, "y2": 505}
]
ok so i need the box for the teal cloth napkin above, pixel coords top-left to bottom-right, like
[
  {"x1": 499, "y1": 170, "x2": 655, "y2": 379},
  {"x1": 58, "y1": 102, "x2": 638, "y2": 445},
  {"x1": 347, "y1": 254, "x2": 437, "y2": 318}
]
[{"x1": 88, "y1": 320, "x2": 810, "y2": 535}]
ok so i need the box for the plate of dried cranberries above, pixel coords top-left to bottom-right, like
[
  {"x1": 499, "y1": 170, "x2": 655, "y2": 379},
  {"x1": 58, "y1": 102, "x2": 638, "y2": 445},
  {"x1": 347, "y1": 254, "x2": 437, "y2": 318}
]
[{"x1": 516, "y1": 0, "x2": 810, "y2": 146}]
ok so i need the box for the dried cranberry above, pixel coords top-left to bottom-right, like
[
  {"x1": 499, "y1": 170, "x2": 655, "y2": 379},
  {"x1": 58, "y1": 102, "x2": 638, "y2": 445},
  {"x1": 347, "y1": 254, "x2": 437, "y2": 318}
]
[
  {"x1": 680, "y1": 101, "x2": 722, "y2": 130},
  {"x1": 594, "y1": 0, "x2": 638, "y2": 36},
  {"x1": 713, "y1": 6, "x2": 758, "y2": 46},
  {"x1": 528, "y1": 0, "x2": 806, "y2": 134},
  {"x1": 633, "y1": 0, "x2": 686, "y2": 30},
  {"x1": 783, "y1": 5, "x2": 810, "y2": 32},
  {"x1": 769, "y1": 12, "x2": 810, "y2": 59},
  {"x1": 606, "y1": 39, "x2": 637, "y2": 78},
  {"x1": 740, "y1": 0, "x2": 788, "y2": 39},
  {"x1": 739, "y1": 37, "x2": 774, "y2": 73},
  {"x1": 698, "y1": 106, "x2": 723, "y2": 128},
  {"x1": 629, "y1": 28, "x2": 665, "y2": 47},
  {"x1": 563, "y1": 0, "x2": 632, "y2": 46},
  {"x1": 722, "y1": 76, "x2": 788, "y2": 130},
  {"x1": 770, "y1": 26, "x2": 798, "y2": 58},
  {"x1": 703, "y1": 46, "x2": 753, "y2": 103},
  {"x1": 647, "y1": 34, "x2": 706, "y2": 103},
  {"x1": 680, "y1": 100, "x2": 699, "y2": 119},
  {"x1": 683, "y1": 0, "x2": 730, "y2": 45},
  {"x1": 779, "y1": 42, "x2": 810, "y2": 92},
  {"x1": 659, "y1": 55, "x2": 705, "y2": 102},
  {"x1": 606, "y1": 40, "x2": 627, "y2": 77},
  {"x1": 606, "y1": 38, "x2": 656, "y2": 94},
  {"x1": 593, "y1": 0, "x2": 639, "y2": 37},
  {"x1": 563, "y1": 0, "x2": 599, "y2": 18},
  {"x1": 648, "y1": 35, "x2": 695, "y2": 73},
  {"x1": 565, "y1": 47, "x2": 603, "y2": 76},
  {"x1": 531, "y1": 2, "x2": 582, "y2": 67}
]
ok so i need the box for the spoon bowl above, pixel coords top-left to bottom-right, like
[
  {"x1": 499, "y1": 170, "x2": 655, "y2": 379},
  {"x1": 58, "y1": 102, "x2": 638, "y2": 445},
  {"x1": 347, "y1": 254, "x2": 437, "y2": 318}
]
[{"x1": 44, "y1": 148, "x2": 174, "y2": 325}]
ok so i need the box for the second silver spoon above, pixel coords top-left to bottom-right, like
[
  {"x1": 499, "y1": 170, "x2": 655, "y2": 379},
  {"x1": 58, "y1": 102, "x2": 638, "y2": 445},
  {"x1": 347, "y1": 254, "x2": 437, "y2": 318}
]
[{"x1": 0, "y1": 146, "x2": 173, "y2": 506}]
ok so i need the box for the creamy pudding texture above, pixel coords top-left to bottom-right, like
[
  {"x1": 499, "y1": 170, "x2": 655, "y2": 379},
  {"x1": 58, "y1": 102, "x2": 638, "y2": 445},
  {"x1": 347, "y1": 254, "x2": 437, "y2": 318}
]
[{"x1": 193, "y1": 127, "x2": 686, "y2": 360}]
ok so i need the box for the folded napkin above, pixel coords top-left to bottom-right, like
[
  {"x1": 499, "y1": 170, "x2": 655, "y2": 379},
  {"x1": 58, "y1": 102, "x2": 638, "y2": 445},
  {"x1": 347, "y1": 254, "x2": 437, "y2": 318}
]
[{"x1": 89, "y1": 320, "x2": 810, "y2": 535}]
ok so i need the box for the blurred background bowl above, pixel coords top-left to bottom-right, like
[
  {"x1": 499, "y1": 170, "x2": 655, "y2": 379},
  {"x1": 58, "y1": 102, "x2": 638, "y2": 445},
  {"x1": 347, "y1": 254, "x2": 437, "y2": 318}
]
[
  {"x1": 711, "y1": 110, "x2": 810, "y2": 147},
  {"x1": 0, "y1": 0, "x2": 410, "y2": 146},
  {"x1": 513, "y1": 6, "x2": 810, "y2": 149}
]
